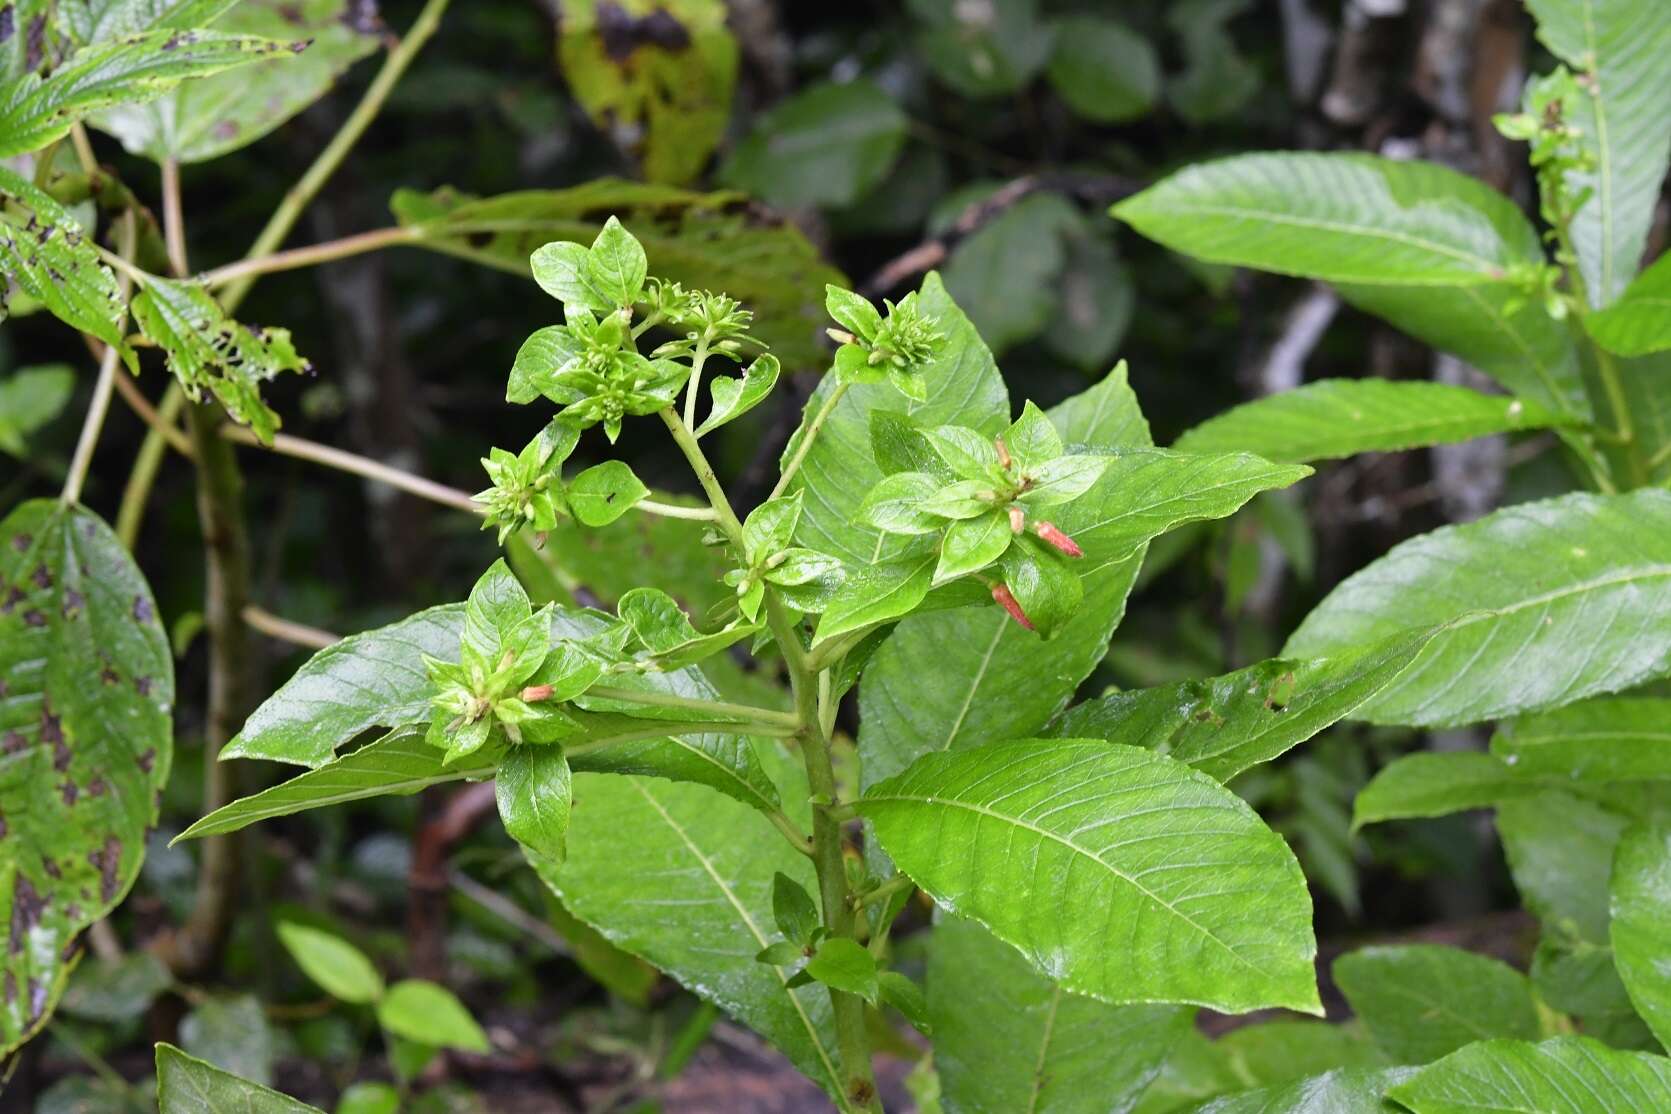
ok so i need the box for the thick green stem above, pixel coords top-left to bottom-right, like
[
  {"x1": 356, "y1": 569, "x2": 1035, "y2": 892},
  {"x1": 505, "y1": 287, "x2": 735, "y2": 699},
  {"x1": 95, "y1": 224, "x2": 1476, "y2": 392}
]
[{"x1": 659, "y1": 408, "x2": 745, "y2": 543}]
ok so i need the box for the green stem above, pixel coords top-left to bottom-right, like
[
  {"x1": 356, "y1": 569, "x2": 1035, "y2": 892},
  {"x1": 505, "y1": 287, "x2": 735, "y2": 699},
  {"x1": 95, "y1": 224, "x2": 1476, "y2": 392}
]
[
  {"x1": 219, "y1": 425, "x2": 483, "y2": 513},
  {"x1": 658, "y1": 408, "x2": 745, "y2": 543},
  {"x1": 585, "y1": 685, "x2": 800, "y2": 729},
  {"x1": 851, "y1": 872, "x2": 914, "y2": 910},
  {"x1": 636, "y1": 498, "x2": 716, "y2": 521},
  {"x1": 682, "y1": 339, "x2": 710, "y2": 431},
  {"x1": 116, "y1": 383, "x2": 184, "y2": 548},
  {"x1": 61, "y1": 212, "x2": 137, "y2": 506},
  {"x1": 770, "y1": 382, "x2": 850, "y2": 501}
]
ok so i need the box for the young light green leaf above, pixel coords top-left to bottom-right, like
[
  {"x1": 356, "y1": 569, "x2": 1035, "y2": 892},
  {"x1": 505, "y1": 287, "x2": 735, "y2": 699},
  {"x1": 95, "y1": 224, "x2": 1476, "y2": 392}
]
[
  {"x1": 812, "y1": 551, "x2": 935, "y2": 645},
  {"x1": 496, "y1": 744, "x2": 573, "y2": 866},
  {"x1": 1334, "y1": 944, "x2": 1542, "y2": 1064},
  {"x1": 0, "y1": 500, "x2": 173, "y2": 1055},
  {"x1": 1173, "y1": 379, "x2": 1566, "y2": 464},
  {"x1": 1286, "y1": 490, "x2": 1671, "y2": 727},
  {"x1": 742, "y1": 490, "x2": 803, "y2": 561},
  {"x1": 859, "y1": 739, "x2": 1321, "y2": 1014},
  {"x1": 924, "y1": 424, "x2": 1003, "y2": 483},
  {"x1": 276, "y1": 922, "x2": 383, "y2": 1005},
  {"x1": 856, "y1": 472, "x2": 943, "y2": 535},
  {"x1": 0, "y1": 167, "x2": 131, "y2": 359},
  {"x1": 695, "y1": 353, "x2": 780, "y2": 437},
  {"x1": 1194, "y1": 1066, "x2": 1418, "y2": 1114},
  {"x1": 584, "y1": 215, "x2": 647, "y2": 307},
  {"x1": 934, "y1": 511, "x2": 1011, "y2": 585},
  {"x1": 1051, "y1": 628, "x2": 1434, "y2": 783},
  {"x1": 995, "y1": 534, "x2": 1081, "y2": 638},
  {"x1": 928, "y1": 916, "x2": 1190, "y2": 1114},
  {"x1": 1113, "y1": 153, "x2": 1543, "y2": 286},
  {"x1": 1386, "y1": 1035, "x2": 1671, "y2": 1114},
  {"x1": 803, "y1": 937, "x2": 878, "y2": 1003},
  {"x1": 156, "y1": 1043, "x2": 322, "y2": 1114},
  {"x1": 375, "y1": 980, "x2": 490, "y2": 1053},
  {"x1": 1016, "y1": 453, "x2": 1110, "y2": 507},
  {"x1": 1587, "y1": 251, "x2": 1671, "y2": 356},
  {"x1": 720, "y1": 80, "x2": 906, "y2": 208},
  {"x1": 1610, "y1": 823, "x2": 1671, "y2": 1053},
  {"x1": 1492, "y1": 697, "x2": 1671, "y2": 782},
  {"x1": 130, "y1": 276, "x2": 308, "y2": 445},
  {"x1": 530, "y1": 239, "x2": 611, "y2": 314},
  {"x1": 567, "y1": 460, "x2": 648, "y2": 527},
  {"x1": 333, "y1": 1082, "x2": 400, "y2": 1114},
  {"x1": 825, "y1": 285, "x2": 883, "y2": 341}
]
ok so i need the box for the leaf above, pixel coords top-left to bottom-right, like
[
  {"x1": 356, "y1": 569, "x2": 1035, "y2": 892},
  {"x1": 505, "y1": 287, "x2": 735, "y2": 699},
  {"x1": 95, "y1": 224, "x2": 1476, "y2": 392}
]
[
  {"x1": 1492, "y1": 697, "x2": 1671, "y2": 781},
  {"x1": 1050, "y1": 629, "x2": 1434, "y2": 783},
  {"x1": 92, "y1": 0, "x2": 380, "y2": 164},
  {"x1": 0, "y1": 28, "x2": 296, "y2": 157},
  {"x1": 496, "y1": 744, "x2": 572, "y2": 867},
  {"x1": 156, "y1": 1043, "x2": 322, "y2": 1114},
  {"x1": 1526, "y1": 0, "x2": 1671, "y2": 307},
  {"x1": 332, "y1": 1083, "x2": 399, "y2": 1114},
  {"x1": 1611, "y1": 822, "x2": 1671, "y2": 1053},
  {"x1": 59, "y1": 952, "x2": 171, "y2": 1023},
  {"x1": 585, "y1": 215, "x2": 648, "y2": 307},
  {"x1": 375, "y1": 980, "x2": 489, "y2": 1053},
  {"x1": 392, "y1": 180, "x2": 844, "y2": 372},
  {"x1": 1499, "y1": 791, "x2": 1625, "y2": 944},
  {"x1": 179, "y1": 994, "x2": 272, "y2": 1086},
  {"x1": 858, "y1": 739, "x2": 1320, "y2": 1014},
  {"x1": 1285, "y1": 490, "x2": 1671, "y2": 727},
  {"x1": 537, "y1": 773, "x2": 844, "y2": 1102},
  {"x1": 1172, "y1": 379, "x2": 1566, "y2": 464},
  {"x1": 927, "y1": 915, "x2": 1191, "y2": 1114},
  {"x1": 720, "y1": 79, "x2": 906, "y2": 208},
  {"x1": 1587, "y1": 251, "x2": 1671, "y2": 355},
  {"x1": 1215, "y1": 1020, "x2": 1388, "y2": 1089},
  {"x1": 275, "y1": 921, "x2": 383, "y2": 1004},
  {"x1": 695, "y1": 353, "x2": 780, "y2": 437},
  {"x1": 58, "y1": 1, "x2": 241, "y2": 42},
  {"x1": 130, "y1": 276, "x2": 308, "y2": 444},
  {"x1": 1045, "y1": 16, "x2": 1157, "y2": 123},
  {"x1": 224, "y1": 604, "x2": 465, "y2": 768},
  {"x1": 1194, "y1": 1066, "x2": 1419, "y2": 1114},
  {"x1": 0, "y1": 364, "x2": 74, "y2": 455},
  {"x1": 1386, "y1": 1035, "x2": 1671, "y2": 1113},
  {"x1": 0, "y1": 500, "x2": 172, "y2": 1054},
  {"x1": 555, "y1": 0, "x2": 736, "y2": 185},
  {"x1": 1113, "y1": 153, "x2": 1543, "y2": 286},
  {"x1": 1167, "y1": 0, "x2": 1259, "y2": 125},
  {"x1": 942, "y1": 192, "x2": 1078, "y2": 354},
  {"x1": 0, "y1": 166, "x2": 131, "y2": 358},
  {"x1": 803, "y1": 937, "x2": 878, "y2": 1002},
  {"x1": 567, "y1": 460, "x2": 648, "y2": 527},
  {"x1": 909, "y1": 0, "x2": 1054, "y2": 98},
  {"x1": 771, "y1": 872, "x2": 819, "y2": 946},
  {"x1": 812, "y1": 552, "x2": 934, "y2": 645},
  {"x1": 1333, "y1": 945, "x2": 1542, "y2": 1064},
  {"x1": 1352, "y1": 752, "x2": 1575, "y2": 830},
  {"x1": 934, "y1": 512, "x2": 1011, "y2": 585}
]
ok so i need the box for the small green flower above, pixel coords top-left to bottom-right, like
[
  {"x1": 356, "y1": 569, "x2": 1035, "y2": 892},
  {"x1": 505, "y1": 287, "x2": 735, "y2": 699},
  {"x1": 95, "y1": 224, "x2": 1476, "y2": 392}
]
[
  {"x1": 652, "y1": 289, "x2": 758, "y2": 363},
  {"x1": 824, "y1": 286, "x2": 944, "y2": 400},
  {"x1": 474, "y1": 424, "x2": 578, "y2": 544}
]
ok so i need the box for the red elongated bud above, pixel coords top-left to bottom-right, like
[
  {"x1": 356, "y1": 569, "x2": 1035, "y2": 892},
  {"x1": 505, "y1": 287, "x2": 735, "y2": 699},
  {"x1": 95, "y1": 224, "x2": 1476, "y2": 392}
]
[
  {"x1": 1033, "y1": 521, "x2": 1082, "y2": 558},
  {"x1": 521, "y1": 684, "x2": 555, "y2": 702},
  {"x1": 991, "y1": 583, "x2": 1035, "y2": 631},
  {"x1": 1008, "y1": 505, "x2": 1025, "y2": 534},
  {"x1": 995, "y1": 435, "x2": 1012, "y2": 470}
]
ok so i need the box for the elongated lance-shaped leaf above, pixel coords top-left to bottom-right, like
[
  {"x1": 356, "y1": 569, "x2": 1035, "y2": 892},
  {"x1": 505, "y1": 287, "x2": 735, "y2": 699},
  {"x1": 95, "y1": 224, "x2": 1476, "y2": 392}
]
[
  {"x1": 1351, "y1": 752, "x2": 1577, "y2": 830},
  {"x1": 0, "y1": 166, "x2": 132, "y2": 359},
  {"x1": 1285, "y1": 489, "x2": 1671, "y2": 727},
  {"x1": 1492, "y1": 697, "x2": 1671, "y2": 781},
  {"x1": 928, "y1": 916, "x2": 1192, "y2": 1114},
  {"x1": 859, "y1": 739, "x2": 1321, "y2": 1014},
  {"x1": 1050, "y1": 628, "x2": 1435, "y2": 783},
  {"x1": 537, "y1": 773, "x2": 846, "y2": 1106},
  {"x1": 156, "y1": 1043, "x2": 322, "y2": 1113},
  {"x1": 1611, "y1": 822, "x2": 1671, "y2": 1053},
  {"x1": 1194, "y1": 1066, "x2": 1418, "y2": 1114},
  {"x1": 1526, "y1": 0, "x2": 1671, "y2": 307},
  {"x1": 93, "y1": 0, "x2": 381, "y2": 165},
  {"x1": 1333, "y1": 945, "x2": 1543, "y2": 1065},
  {"x1": 1387, "y1": 1035, "x2": 1671, "y2": 1113},
  {"x1": 1501, "y1": 791, "x2": 1625, "y2": 945},
  {"x1": 1112, "y1": 153, "x2": 1543, "y2": 286},
  {"x1": 0, "y1": 500, "x2": 173, "y2": 1055},
  {"x1": 1587, "y1": 251, "x2": 1671, "y2": 356},
  {"x1": 59, "y1": 1, "x2": 242, "y2": 42},
  {"x1": 0, "y1": 28, "x2": 300, "y2": 157},
  {"x1": 1173, "y1": 379, "x2": 1567, "y2": 464}
]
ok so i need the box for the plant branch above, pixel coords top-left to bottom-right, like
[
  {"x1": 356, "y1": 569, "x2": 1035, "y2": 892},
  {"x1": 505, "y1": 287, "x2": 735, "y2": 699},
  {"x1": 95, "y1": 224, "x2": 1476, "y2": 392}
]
[
  {"x1": 635, "y1": 498, "x2": 716, "y2": 521},
  {"x1": 199, "y1": 226, "x2": 421, "y2": 289},
  {"x1": 770, "y1": 382, "x2": 849, "y2": 501},
  {"x1": 659, "y1": 408, "x2": 745, "y2": 544},
  {"x1": 116, "y1": 385, "x2": 186, "y2": 548},
  {"x1": 162, "y1": 158, "x2": 188, "y2": 276},
  {"x1": 242, "y1": 605, "x2": 338, "y2": 650},
  {"x1": 218, "y1": 425, "x2": 483, "y2": 513},
  {"x1": 110, "y1": 366, "x2": 194, "y2": 456},
  {"x1": 61, "y1": 211, "x2": 137, "y2": 506}
]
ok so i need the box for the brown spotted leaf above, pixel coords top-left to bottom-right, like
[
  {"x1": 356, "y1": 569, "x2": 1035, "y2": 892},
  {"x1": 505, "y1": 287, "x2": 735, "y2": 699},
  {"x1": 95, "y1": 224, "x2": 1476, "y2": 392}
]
[{"x1": 0, "y1": 499, "x2": 172, "y2": 1055}]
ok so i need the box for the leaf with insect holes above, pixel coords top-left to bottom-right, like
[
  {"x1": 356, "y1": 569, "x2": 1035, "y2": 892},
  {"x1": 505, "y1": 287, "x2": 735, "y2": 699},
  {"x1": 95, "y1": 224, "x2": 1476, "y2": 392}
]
[
  {"x1": 0, "y1": 500, "x2": 173, "y2": 1056},
  {"x1": 696, "y1": 353, "x2": 780, "y2": 437},
  {"x1": 0, "y1": 167, "x2": 132, "y2": 360},
  {"x1": 130, "y1": 276, "x2": 309, "y2": 444},
  {"x1": 156, "y1": 1043, "x2": 322, "y2": 1114},
  {"x1": 567, "y1": 460, "x2": 648, "y2": 527}
]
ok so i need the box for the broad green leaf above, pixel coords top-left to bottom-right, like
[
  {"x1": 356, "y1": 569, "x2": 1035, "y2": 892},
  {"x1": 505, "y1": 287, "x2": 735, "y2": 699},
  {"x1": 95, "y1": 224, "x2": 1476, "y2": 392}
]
[
  {"x1": 803, "y1": 937, "x2": 878, "y2": 1002},
  {"x1": 909, "y1": 0, "x2": 1053, "y2": 98},
  {"x1": 567, "y1": 460, "x2": 648, "y2": 527},
  {"x1": 1588, "y1": 251, "x2": 1671, "y2": 355},
  {"x1": 275, "y1": 921, "x2": 383, "y2": 1004},
  {"x1": 933, "y1": 512, "x2": 1011, "y2": 585},
  {"x1": 1173, "y1": 379, "x2": 1565, "y2": 463},
  {"x1": 719, "y1": 79, "x2": 906, "y2": 208},
  {"x1": 812, "y1": 552, "x2": 934, "y2": 645},
  {"x1": 1195, "y1": 1066, "x2": 1418, "y2": 1114},
  {"x1": 375, "y1": 980, "x2": 489, "y2": 1053},
  {"x1": 555, "y1": 0, "x2": 736, "y2": 185},
  {"x1": 92, "y1": 0, "x2": 380, "y2": 164},
  {"x1": 858, "y1": 739, "x2": 1320, "y2": 1014},
  {"x1": 0, "y1": 28, "x2": 295, "y2": 157},
  {"x1": 1526, "y1": 0, "x2": 1671, "y2": 306},
  {"x1": 391, "y1": 180, "x2": 843, "y2": 372},
  {"x1": 224, "y1": 604, "x2": 465, "y2": 768},
  {"x1": 60, "y1": 952, "x2": 172, "y2": 1023},
  {"x1": 1285, "y1": 490, "x2": 1671, "y2": 727},
  {"x1": 0, "y1": 364, "x2": 74, "y2": 455},
  {"x1": 130, "y1": 276, "x2": 308, "y2": 444},
  {"x1": 928, "y1": 915, "x2": 1190, "y2": 1114},
  {"x1": 0, "y1": 500, "x2": 172, "y2": 1054},
  {"x1": 1532, "y1": 930, "x2": 1654, "y2": 1052},
  {"x1": 1215, "y1": 1021, "x2": 1388, "y2": 1089},
  {"x1": 1352, "y1": 752, "x2": 1571, "y2": 829},
  {"x1": 1045, "y1": 16, "x2": 1157, "y2": 123},
  {"x1": 1113, "y1": 153, "x2": 1542, "y2": 286},
  {"x1": 333, "y1": 1083, "x2": 399, "y2": 1114},
  {"x1": 695, "y1": 353, "x2": 780, "y2": 437},
  {"x1": 156, "y1": 1043, "x2": 322, "y2": 1113},
  {"x1": 496, "y1": 744, "x2": 572, "y2": 866},
  {"x1": 585, "y1": 215, "x2": 648, "y2": 307},
  {"x1": 1386, "y1": 1035, "x2": 1671, "y2": 1113},
  {"x1": 1492, "y1": 698, "x2": 1671, "y2": 781},
  {"x1": 538, "y1": 773, "x2": 844, "y2": 1103},
  {"x1": 1611, "y1": 822, "x2": 1671, "y2": 1052},
  {"x1": 1051, "y1": 629, "x2": 1433, "y2": 783},
  {"x1": 0, "y1": 167, "x2": 131, "y2": 358},
  {"x1": 942, "y1": 192, "x2": 1078, "y2": 354},
  {"x1": 1333, "y1": 945, "x2": 1541, "y2": 1064},
  {"x1": 1499, "y1": 791, "x2": 1625, "y2": 944},
  {"x1": 566, "y1": 711, "x2": 783, "y2": 814},
  {"x1": 179, "y1": 994, "x2": 271, "y2": 1086},
  {"x1": 1131, "y1": 1029, "x2": 1243, "y2": 1114}
]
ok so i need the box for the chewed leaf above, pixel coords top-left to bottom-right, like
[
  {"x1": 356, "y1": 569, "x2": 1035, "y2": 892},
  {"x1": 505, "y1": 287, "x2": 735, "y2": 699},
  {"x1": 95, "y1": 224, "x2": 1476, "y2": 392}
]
[
  {"x1": 695, "y1": 353, "x2": 780, "y2": 437},
  {"x1": 130, "y1": 276, "x2": 309, "y2": 444},
  {"x1": 0, "y1": 500, "x2": 174, "y2": 1055},
  {"x1": 0, "y1": 167, "x2": 132, "y2": 360}
]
